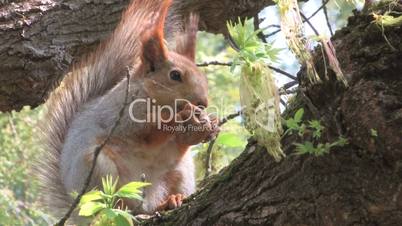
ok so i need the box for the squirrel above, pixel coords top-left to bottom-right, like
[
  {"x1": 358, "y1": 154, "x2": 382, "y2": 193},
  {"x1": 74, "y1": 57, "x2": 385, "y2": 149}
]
[{"x1": 37, "y1": 0, "x2": 218, "y2": 222}]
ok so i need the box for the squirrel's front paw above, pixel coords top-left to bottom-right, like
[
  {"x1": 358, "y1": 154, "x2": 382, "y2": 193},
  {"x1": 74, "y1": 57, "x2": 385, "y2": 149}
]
[
  {"x1": 156, "y1": 194, "x2": 184, "y2": 211},
  {"x1": 175, "y1": 104, "x2": 220, "y2": 145}
]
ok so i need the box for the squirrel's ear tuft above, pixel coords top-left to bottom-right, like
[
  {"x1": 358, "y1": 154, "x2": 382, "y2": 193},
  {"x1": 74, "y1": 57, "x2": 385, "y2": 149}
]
[
  {"x1": 142, "y1": 31, "x2": 167, "y2": 70},
  {"x1": 141, "y1": 0, "x2": 172, "y2": 70},
  {"x1": 174, "y1": 13, "x2": 199, "y2": 62}
]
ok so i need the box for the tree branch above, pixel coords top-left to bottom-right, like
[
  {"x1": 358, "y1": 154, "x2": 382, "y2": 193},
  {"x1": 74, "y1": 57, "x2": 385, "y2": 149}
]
[
  {"x1": 197, "y1": 61, "x2": 298, "y2": 81},
  {"x1": 322, "y1": 0, "x2": 334, "y2": 36},
  {"x1": 264, "y1": 0, "x2": 330, "y2": 39},
  {"x1": 55, "y1": 68, "x2": 131, "y2": 226},
  {"x1": 204, "y1": 111, "x2": 241, "y2": 178},
  {"x1": 0, "y1": 0, "x2": 275, "y2": 112}
]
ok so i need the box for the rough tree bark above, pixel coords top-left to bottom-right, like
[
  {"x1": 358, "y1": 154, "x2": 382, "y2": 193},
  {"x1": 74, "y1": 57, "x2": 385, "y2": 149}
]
[
  {"x1": 1, "y1": 0, "x2": 402, "y2": 225},
  {"x1": 140, "y1": 6, "x2": 402, "y2": 226},
  {"x1": 0, "y1": 0, "x2": 273, "y2": 112}
]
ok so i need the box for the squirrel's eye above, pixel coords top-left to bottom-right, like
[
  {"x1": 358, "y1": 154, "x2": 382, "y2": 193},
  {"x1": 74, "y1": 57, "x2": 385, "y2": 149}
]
[{"x1": 169, "y1": 70, "x2": 182, "y2": 82}]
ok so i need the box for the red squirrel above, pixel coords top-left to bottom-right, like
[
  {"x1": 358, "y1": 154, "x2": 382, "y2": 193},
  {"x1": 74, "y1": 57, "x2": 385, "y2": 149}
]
[{"x1": 37, "y1": 0, "x2": 218, "y2": 222}]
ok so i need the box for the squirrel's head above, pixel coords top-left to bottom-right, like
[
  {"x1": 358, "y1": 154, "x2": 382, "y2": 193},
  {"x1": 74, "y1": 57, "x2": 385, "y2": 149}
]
[{"x1": 139, "y1": 10, "x2": 208, "y2": 109}]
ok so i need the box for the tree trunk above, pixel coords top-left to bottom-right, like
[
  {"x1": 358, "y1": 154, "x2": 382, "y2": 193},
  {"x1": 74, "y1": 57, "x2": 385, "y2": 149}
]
[
  {"x1": 1, "y1": 1, "x2": 402, "y2": 225},
  {"x1": 0, "y1": 0, "x2": 273, "y2": 112},
  {"x1": 142, "y1": 7, "x2": 402, "y2": 226}
]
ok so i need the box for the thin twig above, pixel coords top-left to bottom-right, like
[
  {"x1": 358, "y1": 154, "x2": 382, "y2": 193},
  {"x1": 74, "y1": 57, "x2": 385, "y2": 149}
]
[
  {"x1": 197, "y1": 61, "x2": 298, "y2": 81},
  {"x1": 322, "y1": 0, "x2": 334, "y2": 36},
  {"x1": 268, "y1": 65, "x2": 298, "y2": 80},
  {"x1": 279, "y1": 81, "x2": 299, "y2": 95},
  {"x1": 204, "y1": 139, "x2": 217, "y2": 178},
  {"x1": 300, "y1": 12, "x2": 320, "y2": 36},
  {"x1": 279, "y1": 87, "x2": 298, "y2": 95},
  {"x1": 307, "y1": 0, "x2": 331, "y2": 21},
  {"x1": 264, "y1": 0, "x2": 330, "y2": 39},
  {"x1": 204, "y1": 111, "x2": 241, "y2": 178},
  {"x1": 226, "y1": 32, "x2": 240, "y2": 51},
  {"x1": 56, "y1": 68, "x2": 132, "y2": 226},
  {"x1": 218, "y1": 111, "x2": 242, "y2": 127},
  {"x1": 283, "y1": 80, "x2": 298, "y2": 90},
  {"x1": 280, "y1": 98, "x2": 287, "y2": 106},
  {"x1": 265, "y1": 29, "x2": 281, "y2": 38},
  {"x1": 299, "y1": 90, "x2": 320, "y2": 119},
  {"x1": 254, "y1": 14, "x2": 267, "y2": 43},
  {"x1": 196, "y1": 61, "x2": 232, "y2": 67},
  {"x1": 8, "y1": 113, "x2": 20, "y2": 145},
  {"x1": 8, "y1": 113, "x2": 23, "y2": 160}
]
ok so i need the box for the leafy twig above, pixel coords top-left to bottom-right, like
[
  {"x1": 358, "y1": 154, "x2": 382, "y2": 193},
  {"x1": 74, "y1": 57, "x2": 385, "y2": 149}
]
[{"x1": 56, "y1": 67, "x2": 132, "y2": 226}]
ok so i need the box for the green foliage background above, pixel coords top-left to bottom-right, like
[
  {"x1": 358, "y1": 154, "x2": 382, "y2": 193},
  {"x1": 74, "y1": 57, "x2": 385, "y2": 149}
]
[
  {"x1": 0, "y1": 107, "x2": 53, "y2": 225},
  {"x1": 0, "y1": 1, "x2": 358, "y2": 224}
]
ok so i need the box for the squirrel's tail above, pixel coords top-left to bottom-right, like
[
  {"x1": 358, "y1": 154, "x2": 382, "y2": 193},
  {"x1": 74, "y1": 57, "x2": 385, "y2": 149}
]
[{"x1": 36, "y1": 0, "x2": 172, "y2": 219}]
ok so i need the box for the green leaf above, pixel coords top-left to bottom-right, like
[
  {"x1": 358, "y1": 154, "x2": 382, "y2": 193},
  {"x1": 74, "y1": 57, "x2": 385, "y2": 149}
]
[
  {"x1": 113, "y1": 209, "x2": 135, "y2": 226},
  {"x1": 216, "y1": 133, "x2": 245, "y2": 148},
  {"x1": 70, "y1": 191, "x2": 79, "y2": 199},
  {"x1": 102, "y1": 175, "x2": 119, "y2": 195},
  {"x1": 294, "y1": 108, "x2": 304, "y2": 123},
  {"x1": 370, "y1": 129, "x2": 378, "y2": 137},
  {"x1": 330, "y1": 137, "x2": 348, "y2": 147},
  {"x1": 298, "y1": 123, "x2": 306, "y2": 137},
  {"x1": 115, "y1": 192, "x2": 143, "y2": 201},
  {"x1": 78, "y1": 201, "x2": 106, "y2": 216},
  {"x1": 79, "y1": 190, "x2": 103, "y2": 206},
  {"x1": 102, "y1": 208, "x2": 119, "y2": 219},
  {"x1": 285, "y1": 119, "x2": 299, "y2": 131},
  {"x1": 309, "y1": 120, "x2": 324, "y2": 139},
  {"x1": 114, "y1": 215, "x2": 132, "y2": 226},
  {"x1": 115, "y1": 182, "x2": 150, "y2": 200},
  {"x1": 294, "y1": 141, "x2": 314, "y2": 155},
  {"x1": 227, "y1": 17, "x2": 282, "y2": 66}
]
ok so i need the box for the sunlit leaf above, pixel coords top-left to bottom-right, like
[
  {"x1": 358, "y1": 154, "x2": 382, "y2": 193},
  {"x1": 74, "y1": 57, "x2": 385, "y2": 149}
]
[
  {"x1": 294, "y1": 108, "x2": 304, "y2": 123},
  {"x1": 113, "y1": 209, "x2": 135, "y2": 226},
  {"x1": 78, "y1": 201, "x2": 106, "y2": 216},
  {"x1": 216, "y1": 133, "x2": 245, "y2": 147},
  {"x1": 115, "y1": 182, "x2": 150, "y2": 200},
  {"x1": 99, "y1": 208, "x2": 119, "y2": 221},
  {"x1": 79, "y1": 190, "x2": 103, "y2": 206}
]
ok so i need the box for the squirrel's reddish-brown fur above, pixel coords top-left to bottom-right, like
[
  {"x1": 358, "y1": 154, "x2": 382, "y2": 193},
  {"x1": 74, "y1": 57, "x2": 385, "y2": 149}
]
[{"x1": 37, "y1": 0, "x2": 218, "y2": 223}]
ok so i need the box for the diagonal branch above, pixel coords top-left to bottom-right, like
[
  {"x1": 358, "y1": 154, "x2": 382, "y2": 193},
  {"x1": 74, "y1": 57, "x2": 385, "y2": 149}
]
[
  {"x1": 204, "y1": 111, "x2": 242, "y2": 178},
  {"x1": 300, "y1": 12, "x2": 320, "y2": 36},
  {"x1": 55, "y1": 68, "x2": 132, "y2": 226},
  {"x1": 322, "y1": 0, "x2": 334, "y2": 36},
  {"x1": 197, "y1": 61, "x2": 298, "y2": 81},
  {"x1": 264, "y1": 0, "x2": 331, "y2": 38}
]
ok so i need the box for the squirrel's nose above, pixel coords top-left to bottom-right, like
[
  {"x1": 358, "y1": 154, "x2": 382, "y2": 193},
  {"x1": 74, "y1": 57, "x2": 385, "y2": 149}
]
[{"x1": 195, "y1": 97, "x2": 208, "y2": 108}]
